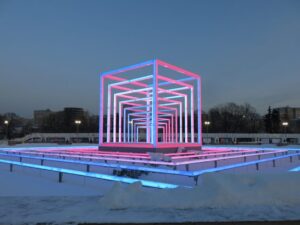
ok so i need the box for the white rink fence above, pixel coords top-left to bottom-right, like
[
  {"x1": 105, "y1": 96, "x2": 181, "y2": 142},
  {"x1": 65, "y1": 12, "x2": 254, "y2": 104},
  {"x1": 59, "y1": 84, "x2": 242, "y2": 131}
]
[{"x1": 7, "y1": 132, "x2": 300, "y2": 145}]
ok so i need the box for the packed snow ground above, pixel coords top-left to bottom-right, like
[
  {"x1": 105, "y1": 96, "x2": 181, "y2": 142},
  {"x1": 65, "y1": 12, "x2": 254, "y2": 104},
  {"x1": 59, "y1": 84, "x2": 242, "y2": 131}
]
[
  {"x1": 1, "y1": 172, "x2": 300, "y2": 224},
  {"x1": 0, "y1": 170, "x2": 105, "y2": 197},
  {"x1": 1, "y1": 143, "x2": 300, "y2": 224}
]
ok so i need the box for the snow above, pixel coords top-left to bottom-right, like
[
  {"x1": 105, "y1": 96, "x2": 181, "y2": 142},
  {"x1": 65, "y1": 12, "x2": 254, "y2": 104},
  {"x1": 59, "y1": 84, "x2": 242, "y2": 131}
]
[
  {"x1": 1, "y1": 171, "x2": 300, "y2": 224},
  {"x1": 1, "y1": 143, "x2": 300, "y2": 224},
  {"x1": 0, "y1": 170, "x2": 104, "y2": 197},
  {"x1": 100, "y1": 173, "x2": 300, "y2": 211}
]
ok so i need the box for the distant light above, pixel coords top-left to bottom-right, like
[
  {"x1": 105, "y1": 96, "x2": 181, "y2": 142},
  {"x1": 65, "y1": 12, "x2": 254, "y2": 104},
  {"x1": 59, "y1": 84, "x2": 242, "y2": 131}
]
[
  {"x1": 282, "y1": 122, "x2": 289, "y2": 126},
  {"x1": 204, "y1": 121, "x2": 210, "y2": 125},
  {"x1": 4, "y1": 120, "x2": 9, "y2": 125},
  {"x1": 75, "y1": 120, "x2": 82, "y2": 125}
]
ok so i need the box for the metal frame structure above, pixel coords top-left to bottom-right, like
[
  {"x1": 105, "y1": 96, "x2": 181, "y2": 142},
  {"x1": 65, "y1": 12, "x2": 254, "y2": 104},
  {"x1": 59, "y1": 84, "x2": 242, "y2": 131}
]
[
  {"x1": 1, "y1": 146, "x2": 299, "y2": 187},
  {"x1": 99, "y1": 59, "x2": 202, "y2": 150},
  {"x1": 99, "y1": 59, "x2": 202, "y2": 149}
]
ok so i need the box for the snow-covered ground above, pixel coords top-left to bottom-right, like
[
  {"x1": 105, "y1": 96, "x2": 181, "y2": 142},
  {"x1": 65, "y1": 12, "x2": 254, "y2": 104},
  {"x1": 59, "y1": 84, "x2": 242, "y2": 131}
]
[
  {"x1": 0, "y1": 169, "x2": 104, "y2": 197},
  {"x1": 1, "y1": 172, "x2": 300, "y2": 224},
  {"x1": 0, "y1": 143, "x2": 300, "y2": 224}
]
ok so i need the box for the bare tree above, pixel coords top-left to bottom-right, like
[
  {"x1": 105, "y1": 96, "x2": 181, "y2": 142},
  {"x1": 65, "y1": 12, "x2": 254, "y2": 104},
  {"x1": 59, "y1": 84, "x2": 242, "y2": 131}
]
[{"x1": 208, "y1": 102, "x2": 262, "y2": 133}]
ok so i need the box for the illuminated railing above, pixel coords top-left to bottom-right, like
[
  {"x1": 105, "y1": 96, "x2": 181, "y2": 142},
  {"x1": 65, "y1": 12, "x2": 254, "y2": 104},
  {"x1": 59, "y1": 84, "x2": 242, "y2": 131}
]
[
  {"x1": 1, "y1": 149, "x2": 288, "y2": 169},
  {"x1": 19, "y1": 149, "x2": 258, "y2": 161},
  {"x1": 0, "y1": 158, "x2": 180, "y2": 189},
  {"x1": 170, "y1": 149, "x2": 260, "y2": 160},
  {"x1": 21, "y1": 150, "x2": 151, "y2": 160},
  {"x1": 1, "y1": 151, "x2": 299, "y2": 180},
  {"x1": 175, "y1": 150, "x2": 288, "y2": 167},
  {"x1": 0, "y1": 152, "x2": 190, "y2": 176},
  {"x1": 192, "y1": 152, "x2": 300, "y2": 176},
  {"x1": 203, "y1": 146, "x2": 300, "y2": 152}
]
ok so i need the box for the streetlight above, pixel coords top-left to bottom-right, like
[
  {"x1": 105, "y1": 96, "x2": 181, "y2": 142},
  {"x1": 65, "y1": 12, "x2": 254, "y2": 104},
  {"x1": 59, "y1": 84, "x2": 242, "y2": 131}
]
[
  {"x1": 204, "y1": 121, "x2": 210, "y2": 133},
  {"x1": 4, "y1": 120, "x2": 9, "y2": 140},
  {"x1": 74, "y1": 120, "x2": 82, "y2": 133},
  {"x1": 282, "y1": 121, "x2": 289, "y2": 144}
]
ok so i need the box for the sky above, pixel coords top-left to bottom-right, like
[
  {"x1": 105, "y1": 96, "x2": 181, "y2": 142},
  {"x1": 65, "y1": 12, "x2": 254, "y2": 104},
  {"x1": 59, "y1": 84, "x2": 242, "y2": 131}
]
[{"x1": 0, "y1": 0, "x2": 299, "y2": 118}]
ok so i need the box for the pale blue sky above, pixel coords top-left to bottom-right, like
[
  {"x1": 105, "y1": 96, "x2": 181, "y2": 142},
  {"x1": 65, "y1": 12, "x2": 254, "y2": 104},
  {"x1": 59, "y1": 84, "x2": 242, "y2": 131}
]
[{"x1": 0, "y1": 0, "x2": 299, "y2": 118}]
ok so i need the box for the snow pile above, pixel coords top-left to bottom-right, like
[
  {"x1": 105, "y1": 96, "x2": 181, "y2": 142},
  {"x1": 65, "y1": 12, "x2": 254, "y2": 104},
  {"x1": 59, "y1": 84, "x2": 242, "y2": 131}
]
[{"x1": 100, "y1": 173, "x2": 300, "y2": 210}]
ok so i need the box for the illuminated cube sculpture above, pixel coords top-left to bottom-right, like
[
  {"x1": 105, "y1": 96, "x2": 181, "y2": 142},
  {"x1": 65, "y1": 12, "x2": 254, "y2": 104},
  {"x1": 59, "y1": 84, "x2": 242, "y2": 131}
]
[{"x1": 99, "y1": 59, "x2": 202, "y2": 152}]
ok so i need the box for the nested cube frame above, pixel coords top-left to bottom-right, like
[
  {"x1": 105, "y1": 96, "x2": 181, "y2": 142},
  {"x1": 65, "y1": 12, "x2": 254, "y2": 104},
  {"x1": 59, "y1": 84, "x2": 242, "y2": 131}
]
[{"x1": 99, "y1": 59, "x2": 202, "y2": 151}]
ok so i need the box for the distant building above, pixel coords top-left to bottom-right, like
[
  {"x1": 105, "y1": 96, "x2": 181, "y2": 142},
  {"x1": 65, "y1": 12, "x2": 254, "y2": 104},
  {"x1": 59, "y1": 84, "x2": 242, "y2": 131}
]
[
  {"x1": 63, "y1": 107, "x2": 86, "y2": 131},
  {"x1": 273, "y1": 107, "x2": 300, "y2": 133},
  {"x1": 32, "y1": 107, "x2": 89, "y2": 132},
  {"x1": 274, "y1": 106, "x2": 300, "y2": 122},
  {"x1": 33, "y1": 109, "x2": 52, "y2": 129},
  {"x1": 290, "y1": 118, "x2": 300, "y2": 133}
]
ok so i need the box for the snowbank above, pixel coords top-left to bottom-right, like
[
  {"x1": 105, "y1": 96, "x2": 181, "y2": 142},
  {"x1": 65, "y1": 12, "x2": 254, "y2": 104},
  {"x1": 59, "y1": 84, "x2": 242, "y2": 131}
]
[{"x1": 100, "y1": 173, "x2": 300, "y2": 210}]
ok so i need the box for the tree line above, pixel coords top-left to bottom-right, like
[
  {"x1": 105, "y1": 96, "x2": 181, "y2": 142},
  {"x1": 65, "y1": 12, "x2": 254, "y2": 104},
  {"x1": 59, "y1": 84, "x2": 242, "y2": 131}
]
[
  {"x1": 203, "y1": 103, "x2": 286, "y2": 133},
  {"x1": 0, "y1": 102, "x2": 298, "y2": 140},
  {"x1": 39, "y1": 112, "x2": 99, "y2": 133}
]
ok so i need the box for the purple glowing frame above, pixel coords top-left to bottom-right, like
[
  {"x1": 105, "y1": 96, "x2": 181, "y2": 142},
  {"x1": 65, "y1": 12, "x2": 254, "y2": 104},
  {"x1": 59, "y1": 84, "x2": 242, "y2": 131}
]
[{"x1": 99, "y1": 59, "x2": 202, "y2": 149}]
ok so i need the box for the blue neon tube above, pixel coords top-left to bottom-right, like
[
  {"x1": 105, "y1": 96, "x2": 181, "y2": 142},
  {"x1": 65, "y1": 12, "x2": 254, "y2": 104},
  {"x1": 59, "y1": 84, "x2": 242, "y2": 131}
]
[{"x1": 0, "y1": 158, "x2": 180, "y2": 189}]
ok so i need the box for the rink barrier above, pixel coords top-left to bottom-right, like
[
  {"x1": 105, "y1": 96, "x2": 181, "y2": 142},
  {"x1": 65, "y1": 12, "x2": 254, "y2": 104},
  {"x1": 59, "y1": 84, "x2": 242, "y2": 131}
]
[
  {"x1": 0, "y1": 151, "x2": 300, "y2": 185},
  {"x1": 192, "y1": 152, "x2": 300, "y2": 184},
  {"x1": 19, "y1": 149, "x2": 257, "y2": 162},
  {"x1": 17, "y1": 148, "x2": 249, "y2": 160},
  {"x1": 0, "y1": 152, "x2": 191, "y2": 176},
  {"x1": 1, "y1": 149, "x2": 288, "y2": 169},
  {"x1": 0, "y1": 158, "x2": 180, "y2": 189},
  {"x1": 170, "y1": 149, "x2": 260, "y2": 160}
]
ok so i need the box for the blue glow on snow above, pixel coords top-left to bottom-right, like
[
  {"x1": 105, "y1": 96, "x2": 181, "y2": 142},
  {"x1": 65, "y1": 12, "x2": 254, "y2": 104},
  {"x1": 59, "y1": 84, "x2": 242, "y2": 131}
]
[{"x1": 289, "y1": 166, "x2": 300, "y2": 172}]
